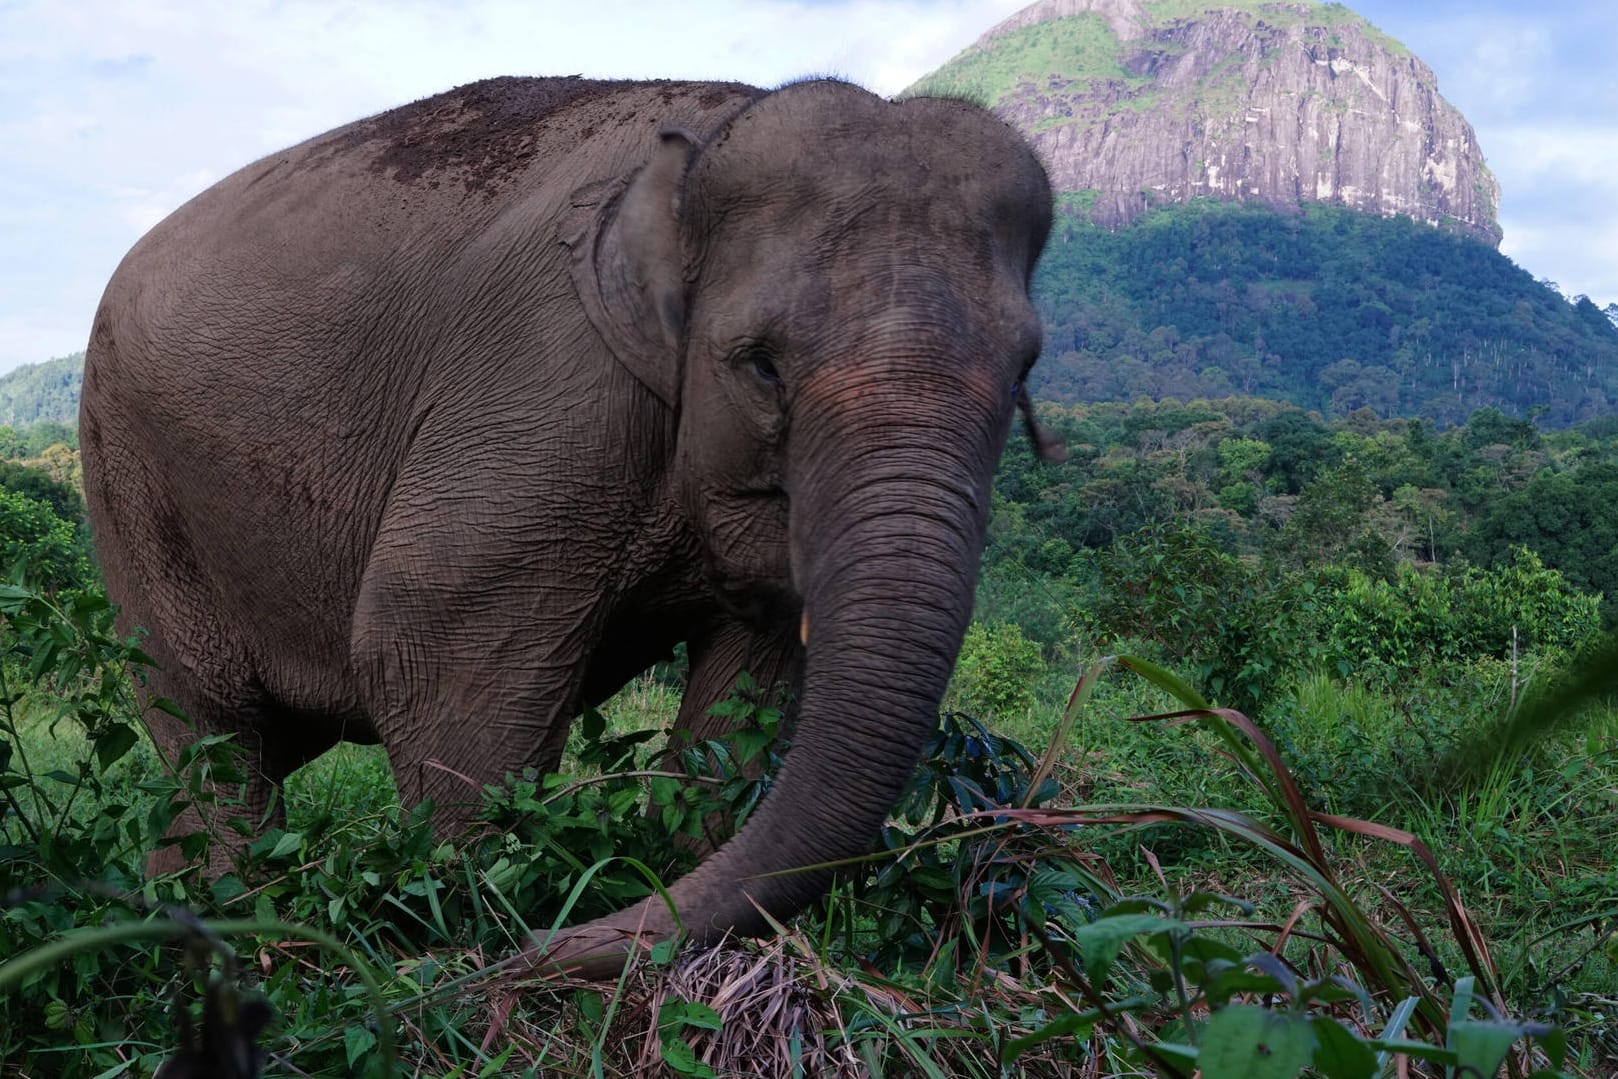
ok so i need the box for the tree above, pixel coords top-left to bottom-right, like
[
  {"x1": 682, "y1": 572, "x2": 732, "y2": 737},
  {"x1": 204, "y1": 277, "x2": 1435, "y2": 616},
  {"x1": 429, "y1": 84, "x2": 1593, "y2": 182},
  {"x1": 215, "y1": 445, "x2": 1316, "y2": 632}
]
[
  {"x1": 0, "y1": 461, "x2": 85, "y2": 523},
  {"x1": 0, "y1": 488, "x2": 89, "y2": 592},
  {"x1": 1465, "y1": 462, "x2": 1618, "y2": 625}
]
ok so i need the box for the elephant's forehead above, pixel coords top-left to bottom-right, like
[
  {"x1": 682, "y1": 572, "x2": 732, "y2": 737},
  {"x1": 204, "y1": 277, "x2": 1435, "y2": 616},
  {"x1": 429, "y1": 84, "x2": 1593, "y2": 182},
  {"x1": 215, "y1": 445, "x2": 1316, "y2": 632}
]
[
  {"x1": 703, "y1": 128, "x2": 1035, "y2": 210},
  {"x1": 694, "y1": 85, "x2": 1045, "y2": 212}
]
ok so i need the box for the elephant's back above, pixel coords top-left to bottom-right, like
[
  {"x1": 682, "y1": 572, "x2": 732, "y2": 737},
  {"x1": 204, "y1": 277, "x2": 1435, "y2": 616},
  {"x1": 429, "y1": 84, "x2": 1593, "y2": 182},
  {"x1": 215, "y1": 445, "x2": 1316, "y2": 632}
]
[
  {"x1": 304, "y1": 76, "x2": 754, "y2": 198},
  {"x1": 85, "y1": 76, "x2": 763, "y2": 441},
  {"x1": 90, "y1": 76, "x2": 766, "y2": 398}
]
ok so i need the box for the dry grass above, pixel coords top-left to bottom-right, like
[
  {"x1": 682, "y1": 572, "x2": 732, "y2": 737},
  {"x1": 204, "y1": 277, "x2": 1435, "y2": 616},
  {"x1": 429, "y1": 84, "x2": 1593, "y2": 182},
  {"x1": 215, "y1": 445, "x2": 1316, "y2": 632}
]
[{"x1": 626, "y1": 938, "x2": 865, "y2": 1078}]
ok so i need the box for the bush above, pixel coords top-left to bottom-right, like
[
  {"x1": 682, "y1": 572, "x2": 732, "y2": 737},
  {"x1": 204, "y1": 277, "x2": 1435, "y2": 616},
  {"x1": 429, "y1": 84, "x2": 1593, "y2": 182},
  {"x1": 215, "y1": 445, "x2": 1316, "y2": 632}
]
[
  {"x1": 948, "y1": 620, "x2": 1045, "y2": 718},
  {"x1": 1084, "y1": 521, "x2": 1313, "y2": 711},
  {"x1": 0, "y1": 488, "x2": 89, "y2": 592},
  {"x1": 1316, "y1": 548, "x2": 1602, "y2": 681}
]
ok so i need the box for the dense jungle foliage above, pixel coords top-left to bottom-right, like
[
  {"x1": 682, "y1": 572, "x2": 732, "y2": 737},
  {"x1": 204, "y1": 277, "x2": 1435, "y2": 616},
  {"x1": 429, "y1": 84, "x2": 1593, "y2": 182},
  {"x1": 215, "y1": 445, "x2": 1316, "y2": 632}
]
[
  {"x1": 1031, "y1": 202, "x2": 1618, "y2": 426},
  {"x1": 975, "y1": 396, "x2": 1618, "y2": 696}
]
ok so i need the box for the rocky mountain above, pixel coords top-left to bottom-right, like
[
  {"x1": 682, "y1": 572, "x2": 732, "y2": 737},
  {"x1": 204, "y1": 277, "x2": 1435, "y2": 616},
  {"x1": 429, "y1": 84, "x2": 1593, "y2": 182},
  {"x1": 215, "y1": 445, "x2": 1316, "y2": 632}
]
[{"x1": 908, "y1": 0, "x2": 1501, "y2": 244}]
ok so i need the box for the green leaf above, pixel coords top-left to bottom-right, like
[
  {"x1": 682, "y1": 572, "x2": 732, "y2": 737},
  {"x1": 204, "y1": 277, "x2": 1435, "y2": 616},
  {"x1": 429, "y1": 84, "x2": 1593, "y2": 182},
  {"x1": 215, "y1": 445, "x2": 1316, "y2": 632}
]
[
  {"x1": 1072, "y1": 912, "x2": 1175, "y2": 983},
  {"x1": 1199, "y1": 1005, "x2": 1316, "y2": 1079},
  {"x1": 344, "y1": 1024, "x2": 377, "y2": 1069},
  {"x1": 94, "y1": 723, "x2": 139, "y2": 771},
  {"x1": 1310, "y1": 1016, "x2": 1378, "y2": 1079},
  {"x1": 1115, "y1": 654, "x2": 1211, "y2": 710},
  {"x1": 1449, "y1": 1020, "x2": 1529, "y2": 1079},
  {"x1": 1201, "y1": 966, "x2": 1291, "y2": 1007},
  {"x1": 1000, "y1": 1010, "x2": 1100, "y2": 1062},
  {"x1": 660, "y1": 1035, "x2": 716, "y2": 1078},
  {"x1": 1366, "y1": 1038, "x2": 1457, "y2": 1065},
  {"x1": 580, "y1": 706, "x2": 605, "y2": 743},
  {"x1": 660, "y1": 1000, "x2": 723, "y2": 1032}
]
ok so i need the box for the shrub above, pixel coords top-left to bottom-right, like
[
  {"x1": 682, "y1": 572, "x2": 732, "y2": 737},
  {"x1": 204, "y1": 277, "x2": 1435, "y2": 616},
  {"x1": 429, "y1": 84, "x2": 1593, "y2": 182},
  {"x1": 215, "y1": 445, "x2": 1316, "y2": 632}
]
[{"x1": 948, "y1": 620, "x2": 1045, "y2": 718}]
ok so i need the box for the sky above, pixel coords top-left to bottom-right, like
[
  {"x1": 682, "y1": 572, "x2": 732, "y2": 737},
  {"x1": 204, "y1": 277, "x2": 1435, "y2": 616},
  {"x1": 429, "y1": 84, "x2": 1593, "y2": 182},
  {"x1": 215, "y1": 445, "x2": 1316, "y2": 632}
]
[{"x1": 1, "y1": 0, "x2": 1614, "y2": 374}]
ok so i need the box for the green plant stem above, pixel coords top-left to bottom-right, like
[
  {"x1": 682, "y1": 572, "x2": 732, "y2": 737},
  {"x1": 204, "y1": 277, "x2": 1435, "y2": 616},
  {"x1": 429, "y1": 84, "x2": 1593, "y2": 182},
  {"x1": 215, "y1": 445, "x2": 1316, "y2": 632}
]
[{"x1": 0, "y1": 664, "x2": 45, "y2": 846}]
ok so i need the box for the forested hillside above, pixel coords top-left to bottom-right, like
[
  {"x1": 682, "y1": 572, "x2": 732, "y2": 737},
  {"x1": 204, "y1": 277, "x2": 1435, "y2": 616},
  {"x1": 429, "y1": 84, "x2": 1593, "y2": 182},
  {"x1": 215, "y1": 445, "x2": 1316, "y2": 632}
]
[
  {"x1": 0, "y1": 352, "x2": 85, "y2": 427},
  {"x1": 1031, "y1": 201, "x2": 1618, "y2": 424},
  {"x1": 974, "y1": 394, "x2": 1618, "y2": 709}
]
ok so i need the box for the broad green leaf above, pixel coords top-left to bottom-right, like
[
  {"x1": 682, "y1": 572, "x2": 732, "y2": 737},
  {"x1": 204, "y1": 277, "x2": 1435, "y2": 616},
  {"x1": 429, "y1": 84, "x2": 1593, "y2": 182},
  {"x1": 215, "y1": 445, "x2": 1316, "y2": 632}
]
[
  {"x1": 660, "y1": 1035, "x2": 717, "y2": 1078},
  {"x1": 94, "y1": 723, "x2": 139, "y2": 771},
  {"x1": 268, "y1": 831, "x2": 303, "y2": 860},
  {"x1": 1449, "y1": 1020, "x2": 1528, "y2": 1079},
  {"x1": 1310, "y1": 1016, "x2": 1378, "y2": 1079},
  {"x1": 660, "y1": 1000, "x2": 723, "y2": 1032},
  {"x1": 1199, "y1": 1005, "x2": 1316, "y2": 1079},
  {"x1": 1072, "y1": 913, "x2": 1174, "y2": 983},
  {"x1": 344, "y1": 1025, "x2": 377, "y2": 1069}
]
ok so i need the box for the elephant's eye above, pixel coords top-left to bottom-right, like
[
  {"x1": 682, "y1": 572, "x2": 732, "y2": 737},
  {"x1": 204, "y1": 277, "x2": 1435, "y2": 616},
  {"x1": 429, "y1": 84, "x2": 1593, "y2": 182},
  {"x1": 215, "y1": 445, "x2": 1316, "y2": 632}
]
[{"x1": 748, "y1": 348, "x2": 781, "y2": 386}]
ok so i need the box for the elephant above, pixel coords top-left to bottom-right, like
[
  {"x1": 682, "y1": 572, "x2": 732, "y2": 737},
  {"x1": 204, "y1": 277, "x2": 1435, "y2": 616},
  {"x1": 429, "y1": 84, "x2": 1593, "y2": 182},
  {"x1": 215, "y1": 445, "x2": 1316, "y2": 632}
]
[{"x1": 80, "y1": 75, "x2": 1054, "y2": 976}]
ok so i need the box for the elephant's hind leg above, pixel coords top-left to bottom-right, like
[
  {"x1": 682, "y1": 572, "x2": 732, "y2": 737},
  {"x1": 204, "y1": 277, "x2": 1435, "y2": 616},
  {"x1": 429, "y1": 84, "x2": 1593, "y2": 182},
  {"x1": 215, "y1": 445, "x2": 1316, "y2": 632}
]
[
  {"x1": 83, "y1": 412, "x2": 300, "y2": 877},
  {"x1": 142, "y1": 686, "x2": 326, "y2": 877}
]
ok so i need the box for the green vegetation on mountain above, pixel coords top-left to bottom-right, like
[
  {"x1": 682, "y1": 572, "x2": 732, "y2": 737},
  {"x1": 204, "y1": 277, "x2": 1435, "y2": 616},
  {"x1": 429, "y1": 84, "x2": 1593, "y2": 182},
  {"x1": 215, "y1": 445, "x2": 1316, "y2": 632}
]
[
  {"x1": 983, "y1": 389, "x2": 1618, "y2": 624},
  {"x1": 908, "y1": 0, "x2": 1403, "y2": 110},
  {"x1": 0, "y1": 353, "x2": 84, "y2": 427},
  {"x1": 981, "y1": 395, "x2": 1618, "y2": 685},
  {"x1": 1032, "y1": 201, "x2": 1618, "y2": 424},
  {"x1": 906, "y1": 12, "x2": 1130, "y2": 107}
]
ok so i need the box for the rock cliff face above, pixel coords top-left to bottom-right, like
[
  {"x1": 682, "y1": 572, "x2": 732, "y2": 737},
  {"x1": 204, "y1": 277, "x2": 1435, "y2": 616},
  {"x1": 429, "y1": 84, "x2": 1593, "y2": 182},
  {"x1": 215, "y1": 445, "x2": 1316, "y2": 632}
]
[{"x1": 909, "y1": 0, "x2": 1501, "y2": 244}]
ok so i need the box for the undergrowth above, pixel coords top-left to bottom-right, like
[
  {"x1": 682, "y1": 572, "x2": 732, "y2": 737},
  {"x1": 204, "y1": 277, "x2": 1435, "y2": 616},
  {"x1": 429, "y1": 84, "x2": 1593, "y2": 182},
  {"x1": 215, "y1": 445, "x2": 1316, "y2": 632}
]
[{"x1": 2, "y1": 578, "x2": 1614, "y2": 1077}]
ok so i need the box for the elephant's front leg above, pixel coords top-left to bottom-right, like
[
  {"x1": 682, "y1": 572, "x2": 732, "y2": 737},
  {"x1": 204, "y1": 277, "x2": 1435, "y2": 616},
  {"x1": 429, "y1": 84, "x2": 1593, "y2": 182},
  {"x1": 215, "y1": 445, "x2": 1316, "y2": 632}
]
[
  {"x1": 671, "y1": 619, "x2": 802, "y2": 748},
  {"x1": 664, "y1": 620, "x2": 801, "y2": 850},
  {"x1": 350, "y1": 515, "x2": 611, "y2": 830}
]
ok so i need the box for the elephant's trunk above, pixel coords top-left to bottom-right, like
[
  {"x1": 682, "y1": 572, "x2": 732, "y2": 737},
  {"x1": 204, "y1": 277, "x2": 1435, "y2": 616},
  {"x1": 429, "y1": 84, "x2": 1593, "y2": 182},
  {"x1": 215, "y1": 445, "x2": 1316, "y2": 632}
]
[{"x1": 532, "y1": 367, "x2": 1008, "y2": 976}]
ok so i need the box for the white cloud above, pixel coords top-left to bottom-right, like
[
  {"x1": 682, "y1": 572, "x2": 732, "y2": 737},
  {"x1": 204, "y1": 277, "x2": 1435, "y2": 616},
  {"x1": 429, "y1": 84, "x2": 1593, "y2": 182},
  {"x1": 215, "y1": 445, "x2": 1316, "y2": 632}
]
[
  {"x1": 1485, "y1": 123, "x2": 1618, "y2": 305},
  {"x1": 1450, "y1": 21, "x2": 1553, "y2": 117},
  {"x1": 1486, "y1": 124, "x2": 1618, "y2": 185},
  {"x1": 1502, "y1": 216, "x2": 1618, "y2": 309}
]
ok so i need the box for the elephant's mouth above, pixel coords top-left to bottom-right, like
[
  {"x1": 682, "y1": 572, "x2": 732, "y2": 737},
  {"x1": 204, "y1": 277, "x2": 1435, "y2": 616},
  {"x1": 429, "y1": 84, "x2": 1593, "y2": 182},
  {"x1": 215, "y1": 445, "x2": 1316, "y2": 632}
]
[{"x1": 697, "y1": 484, "x2": 794, "y2": 625}]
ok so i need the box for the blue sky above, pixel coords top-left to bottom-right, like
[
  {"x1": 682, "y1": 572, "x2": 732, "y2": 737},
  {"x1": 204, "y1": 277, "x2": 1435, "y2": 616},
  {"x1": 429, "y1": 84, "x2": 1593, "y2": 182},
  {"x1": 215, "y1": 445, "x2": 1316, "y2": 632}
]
[{"x1": 1, "y1": 0, "x2": 1613, "y2": 373}]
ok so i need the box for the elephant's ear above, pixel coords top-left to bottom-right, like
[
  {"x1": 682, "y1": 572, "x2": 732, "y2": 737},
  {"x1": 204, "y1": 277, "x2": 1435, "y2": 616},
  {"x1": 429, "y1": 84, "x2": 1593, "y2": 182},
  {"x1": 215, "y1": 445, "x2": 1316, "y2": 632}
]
[{"x1": 561, "y1": 128, "x2": 696, "y2": 408}]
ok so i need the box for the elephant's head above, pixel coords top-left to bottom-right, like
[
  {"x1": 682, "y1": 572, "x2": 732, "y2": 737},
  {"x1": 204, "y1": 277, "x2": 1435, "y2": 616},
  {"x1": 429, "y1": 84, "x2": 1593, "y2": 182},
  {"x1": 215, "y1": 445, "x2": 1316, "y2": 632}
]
[{"x1": 553, "y1": 79, "x2": 1051, "y2": 972}]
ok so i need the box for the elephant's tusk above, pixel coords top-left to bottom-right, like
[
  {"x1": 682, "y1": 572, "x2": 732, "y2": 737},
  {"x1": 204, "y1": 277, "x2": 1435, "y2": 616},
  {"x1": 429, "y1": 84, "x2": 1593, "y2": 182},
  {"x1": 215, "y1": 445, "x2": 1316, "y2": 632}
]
[{"x1": 800, "y1": 613, "x2": 810, "y2": 646}]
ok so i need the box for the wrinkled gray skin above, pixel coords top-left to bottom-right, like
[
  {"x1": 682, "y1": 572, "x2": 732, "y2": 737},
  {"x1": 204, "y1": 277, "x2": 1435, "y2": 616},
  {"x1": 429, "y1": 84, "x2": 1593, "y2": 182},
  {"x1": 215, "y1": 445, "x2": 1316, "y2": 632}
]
[{"x1": 81, "y1": 76, "x2": 1052, "y2": 976}]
